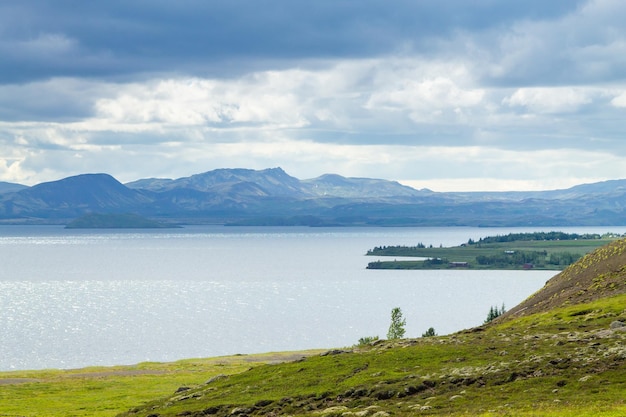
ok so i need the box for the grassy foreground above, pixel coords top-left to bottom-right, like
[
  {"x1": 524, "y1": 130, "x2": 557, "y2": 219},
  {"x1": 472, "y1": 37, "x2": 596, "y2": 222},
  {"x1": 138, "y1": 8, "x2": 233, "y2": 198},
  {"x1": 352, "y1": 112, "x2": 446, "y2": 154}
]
[{"x1": 0, "y1": 351, "x2": 324, "y2": 417}]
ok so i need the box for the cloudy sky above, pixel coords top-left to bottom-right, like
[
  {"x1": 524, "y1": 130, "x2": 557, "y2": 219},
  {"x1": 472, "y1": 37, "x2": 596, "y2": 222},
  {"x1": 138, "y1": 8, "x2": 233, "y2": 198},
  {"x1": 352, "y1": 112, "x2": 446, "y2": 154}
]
[{"x1": 1, "y1": 0, "x2": 626, "y2": 191}]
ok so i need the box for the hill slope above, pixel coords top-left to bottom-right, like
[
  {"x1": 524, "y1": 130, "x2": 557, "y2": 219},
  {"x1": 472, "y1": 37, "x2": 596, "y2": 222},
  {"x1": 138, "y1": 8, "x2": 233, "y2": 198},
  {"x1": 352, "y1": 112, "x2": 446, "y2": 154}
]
[
  {"x1": 0, "y1": 173, "x2": 151, "y2": 219},
  {"x1": 0, "y1": 181, "x2": 27, "y2": 194},
  {"x1": 118, "y1": 240, "x2": 626, "y2": 417},
  {"x1": 504, "y1": 238, "x2": 626, "y2": 319}
]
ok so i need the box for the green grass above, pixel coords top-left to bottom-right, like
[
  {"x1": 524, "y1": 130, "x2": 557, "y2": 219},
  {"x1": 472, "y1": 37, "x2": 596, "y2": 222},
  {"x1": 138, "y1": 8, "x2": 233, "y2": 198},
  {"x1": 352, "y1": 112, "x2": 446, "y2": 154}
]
[
  {"x1": 0, "y1": 351, "x2": 324, "y2": 417},
  {"x1": 113, "y1": 293, "x2": 626, "y2": 417}
]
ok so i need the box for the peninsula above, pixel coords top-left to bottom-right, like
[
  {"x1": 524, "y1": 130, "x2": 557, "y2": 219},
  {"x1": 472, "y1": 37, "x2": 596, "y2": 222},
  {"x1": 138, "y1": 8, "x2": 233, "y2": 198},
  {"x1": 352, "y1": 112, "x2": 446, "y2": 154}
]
[
  {"x1": 366, "y1": 231, "x2": 623, "y2": 270},
  {"x1": 65, "y1": 213, "x2": 179, "y2": 229}
]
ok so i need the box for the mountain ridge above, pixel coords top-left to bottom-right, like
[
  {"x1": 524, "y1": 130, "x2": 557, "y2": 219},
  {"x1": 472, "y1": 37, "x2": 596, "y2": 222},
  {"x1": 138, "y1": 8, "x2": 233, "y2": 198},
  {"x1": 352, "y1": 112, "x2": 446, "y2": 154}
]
[{"x1": 2, "y1": 168, "x2": 626, "y2": 225}]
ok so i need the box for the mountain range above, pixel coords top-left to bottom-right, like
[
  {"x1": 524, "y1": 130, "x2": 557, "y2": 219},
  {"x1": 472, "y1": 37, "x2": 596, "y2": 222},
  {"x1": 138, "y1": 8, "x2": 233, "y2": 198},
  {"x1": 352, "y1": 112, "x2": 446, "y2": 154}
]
[{"x1": 1, "y1": 167, "x2": 626, "y2": 226}]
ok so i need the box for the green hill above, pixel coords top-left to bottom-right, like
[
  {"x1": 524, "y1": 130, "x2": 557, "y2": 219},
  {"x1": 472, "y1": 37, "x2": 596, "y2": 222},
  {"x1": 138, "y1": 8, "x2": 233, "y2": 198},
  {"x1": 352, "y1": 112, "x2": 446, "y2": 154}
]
[
  {"x1": 116, "y1": 240, "x2": 626, "y2": 417},
  {"x1": 504, "y1": 238, "x2": 626, "y2": 318}
]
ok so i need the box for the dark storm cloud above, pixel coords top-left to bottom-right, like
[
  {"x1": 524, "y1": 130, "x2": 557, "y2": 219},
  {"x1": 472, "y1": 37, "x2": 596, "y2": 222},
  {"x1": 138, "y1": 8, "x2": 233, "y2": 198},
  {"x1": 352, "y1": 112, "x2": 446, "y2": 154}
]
[{"x1": 0, "y1": 0, "x2": 586, "y2": 83}]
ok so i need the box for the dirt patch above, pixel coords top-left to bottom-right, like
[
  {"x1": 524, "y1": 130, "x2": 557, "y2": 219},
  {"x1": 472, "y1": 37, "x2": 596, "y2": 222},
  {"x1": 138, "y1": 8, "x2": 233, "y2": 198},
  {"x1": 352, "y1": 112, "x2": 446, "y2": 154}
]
[
  {"x1": 241, "y1": 351, "x2": 320, "y2": 364},
  {"x1": 0, "y1": 351, "x2": 323, "y2": 385},
  {"x1": 0, "y1": 378, "x2": 39, "y2": 385},
  {"x1": 64, "y1": 369, "x2": 168, "y2": 378}
]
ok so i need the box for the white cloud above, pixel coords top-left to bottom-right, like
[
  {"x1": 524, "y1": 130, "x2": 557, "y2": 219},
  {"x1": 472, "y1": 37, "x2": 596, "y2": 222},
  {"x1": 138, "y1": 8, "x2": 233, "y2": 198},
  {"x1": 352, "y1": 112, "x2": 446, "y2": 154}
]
[
  {"x1": 84, "y1": 59, "x2": 490, "y2": 143},
  {"x1": 503, "y1": 87, "x2": 593, "y2": 113},
  {"x1": 610, "y1": 91, "x2": 626, "y2": 107},
  {"x1": 366, "y1": 76, "x2": 485, "y2": 122}
]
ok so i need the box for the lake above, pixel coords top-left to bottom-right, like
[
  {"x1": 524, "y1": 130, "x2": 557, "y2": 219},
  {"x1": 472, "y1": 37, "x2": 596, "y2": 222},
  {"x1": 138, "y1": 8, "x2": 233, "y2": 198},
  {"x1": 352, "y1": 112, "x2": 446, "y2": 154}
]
[{"x1": 1, "y1": 225, "x2": 623, "y2": 371}]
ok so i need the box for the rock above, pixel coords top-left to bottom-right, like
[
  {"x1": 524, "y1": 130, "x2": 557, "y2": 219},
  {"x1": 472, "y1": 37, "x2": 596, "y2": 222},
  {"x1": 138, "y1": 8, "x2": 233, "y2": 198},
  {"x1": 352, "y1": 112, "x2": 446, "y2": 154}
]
[
  {"x1": 610, "y1": 321, "x2": 626, "y2": 330},
  {"x1": 320, "y1": 349, "x2": 350, "y2": 356},
  {"x1": 374, "y1": 390, "x2": 396, "y2": 400},
  {"x1": 206, "y1": 374, "x2": 228, "y2": 384},
  {"x1": 175, "y1": 386, "x2": 191, "y2": 393},
  {"x1": 371, "y1": 412, "x2": 390, "y2": 417},
  {"x1": 230, "y1": 406, "x2": 252, "y2": 415},
  {"x1": 254, "y1": 399, "x2": 273, "y2": 407},
  {"x1": 318, "y1": 405, "x2": 348, "y2": 414}
]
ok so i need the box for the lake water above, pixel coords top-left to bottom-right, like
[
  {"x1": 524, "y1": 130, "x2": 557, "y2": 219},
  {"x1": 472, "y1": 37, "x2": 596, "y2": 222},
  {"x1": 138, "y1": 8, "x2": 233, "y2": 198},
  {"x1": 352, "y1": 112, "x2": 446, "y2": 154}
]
[{"x1": 1, "y1": 225, "x2": 624, "y2": 371}]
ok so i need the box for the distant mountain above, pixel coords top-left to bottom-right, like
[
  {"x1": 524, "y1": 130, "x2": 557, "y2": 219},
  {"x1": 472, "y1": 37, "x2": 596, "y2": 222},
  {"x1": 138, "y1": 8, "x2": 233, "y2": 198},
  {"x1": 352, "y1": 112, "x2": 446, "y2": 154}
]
[
  {"x1": 126, "y1": 168, "x2": 306, "y2": 197},
  {"x1": 0, "y1": 181, "x2": 27, "y2": 194},
  {"x1": 0, "y1": 174, "x2": 151, "y2": 220},
  {"x1": 302, "y1": 174, "x2": 428, "y2": 198},
  {"x1": 2, "y1": 168, "x2": 626, "y2": 226}
]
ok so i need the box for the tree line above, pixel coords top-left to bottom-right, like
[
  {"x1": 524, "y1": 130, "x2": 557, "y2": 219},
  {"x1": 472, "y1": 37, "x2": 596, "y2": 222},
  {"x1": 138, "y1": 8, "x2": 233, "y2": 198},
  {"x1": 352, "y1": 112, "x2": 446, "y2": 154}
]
[
  {"x1": 475, "y1": 250, "x2": 581, "y2": 267},
  {"x1": 471, "y1": 231, "x2": 604, "y2": 245}
]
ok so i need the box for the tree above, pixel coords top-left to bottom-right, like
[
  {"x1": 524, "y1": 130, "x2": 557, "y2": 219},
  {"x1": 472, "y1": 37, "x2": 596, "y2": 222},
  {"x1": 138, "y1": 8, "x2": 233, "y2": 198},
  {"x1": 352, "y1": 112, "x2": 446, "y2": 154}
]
[
  {"x1": 484, "y1": 303, "x2": 506, "y2": 324},
  {"x1": 421, "y1": 327, "x2": 437, "y2": 337},
  {"x1": 387, "y1": 307, "x2": 406, "y2": 340}
]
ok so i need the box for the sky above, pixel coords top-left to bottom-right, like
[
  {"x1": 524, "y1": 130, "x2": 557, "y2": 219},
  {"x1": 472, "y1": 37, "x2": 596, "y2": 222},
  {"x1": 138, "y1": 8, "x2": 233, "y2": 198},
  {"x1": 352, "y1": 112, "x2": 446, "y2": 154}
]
[{"x1": 1, "y1": 0, "x2": 626, "y2": 191}]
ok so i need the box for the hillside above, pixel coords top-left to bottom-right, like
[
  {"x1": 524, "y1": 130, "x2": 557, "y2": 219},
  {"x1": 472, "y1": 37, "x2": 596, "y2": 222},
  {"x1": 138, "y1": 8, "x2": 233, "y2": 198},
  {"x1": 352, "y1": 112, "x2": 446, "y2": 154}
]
[
  {"x1": 0, "y1": 174, "x2": 151, "y2": 219},
  {"x1": 3, "y1": 168, "x2": 626, "y2": 225},
  {"x1": 114, "y1": 240, "x2": 626, "y2": 417},
  {"x1": 0, "y1": 181, "x2": 27, "y2": 194},
  {"x1": 503, "y1": 238, "x2": 626, "y2": 319}
]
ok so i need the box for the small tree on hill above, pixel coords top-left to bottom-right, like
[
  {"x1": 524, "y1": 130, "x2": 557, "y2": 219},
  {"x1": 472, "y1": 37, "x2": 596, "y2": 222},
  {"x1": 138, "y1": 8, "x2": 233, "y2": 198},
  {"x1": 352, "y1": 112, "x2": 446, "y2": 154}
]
[
  {"x1": 484, "y1": 303, "x2": 506, "y2": 324},
  {"x1": 421, "y1": 327, "x2": 437, "y2": 337},
  {"x1": 387, "y1": 307, "x2": 406, "y2": 340}
]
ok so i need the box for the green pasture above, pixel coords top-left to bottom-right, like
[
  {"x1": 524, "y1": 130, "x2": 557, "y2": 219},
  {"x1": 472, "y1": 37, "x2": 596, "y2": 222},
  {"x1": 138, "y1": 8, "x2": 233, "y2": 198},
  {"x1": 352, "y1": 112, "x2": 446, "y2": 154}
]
[
  {"x1": 366, "y1": 236, "x2": 617, "y2": 270},
  {"x1": 0, "y1": 351, "x2": 323, "y2": 417}
]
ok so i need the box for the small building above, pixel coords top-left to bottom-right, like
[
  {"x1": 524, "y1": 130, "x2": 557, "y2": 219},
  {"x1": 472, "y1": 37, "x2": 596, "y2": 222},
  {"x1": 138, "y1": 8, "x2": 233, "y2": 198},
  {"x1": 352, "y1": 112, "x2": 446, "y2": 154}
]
[{"x1": 449, "y1": 261, "x2": 469, "y2": 268}]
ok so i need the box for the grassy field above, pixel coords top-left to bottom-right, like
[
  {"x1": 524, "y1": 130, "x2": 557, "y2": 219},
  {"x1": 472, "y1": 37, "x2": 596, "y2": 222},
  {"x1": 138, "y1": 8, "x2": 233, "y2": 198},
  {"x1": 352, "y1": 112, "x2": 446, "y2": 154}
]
[
  {"x1": 0, "y1": 351, "x2": 324, "y2": 417},
  {"x1": 366, "y1": 234, "x2": 618, "y2": 270}
]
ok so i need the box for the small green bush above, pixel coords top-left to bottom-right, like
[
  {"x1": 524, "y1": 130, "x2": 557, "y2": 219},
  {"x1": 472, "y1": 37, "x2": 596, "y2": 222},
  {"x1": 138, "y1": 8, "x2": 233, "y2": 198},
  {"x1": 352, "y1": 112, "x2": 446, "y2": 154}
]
[
  {"x1": 421, "y1": 327, "x2": 437, "y2": 337},
  {"x1": 356, "y1": 336, "x2": 379, "y2": 346}
]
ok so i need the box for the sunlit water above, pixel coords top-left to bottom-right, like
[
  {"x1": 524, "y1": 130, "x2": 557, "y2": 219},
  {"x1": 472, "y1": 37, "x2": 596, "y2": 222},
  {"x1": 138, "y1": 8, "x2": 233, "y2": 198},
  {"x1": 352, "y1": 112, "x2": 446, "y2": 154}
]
[{"x1": 1, "y1": 225, "x2": 623, "y2": 371}]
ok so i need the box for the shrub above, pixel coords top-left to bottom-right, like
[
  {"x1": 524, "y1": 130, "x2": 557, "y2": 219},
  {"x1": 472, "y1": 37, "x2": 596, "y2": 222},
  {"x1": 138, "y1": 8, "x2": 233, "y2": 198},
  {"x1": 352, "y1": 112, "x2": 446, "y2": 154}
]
[
  {"x1": 421, "y1": 327, "x2": 437, "y2": 337},
  {"x1": 356, "y1": 336, "x2": 379, "y2": 346}
]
